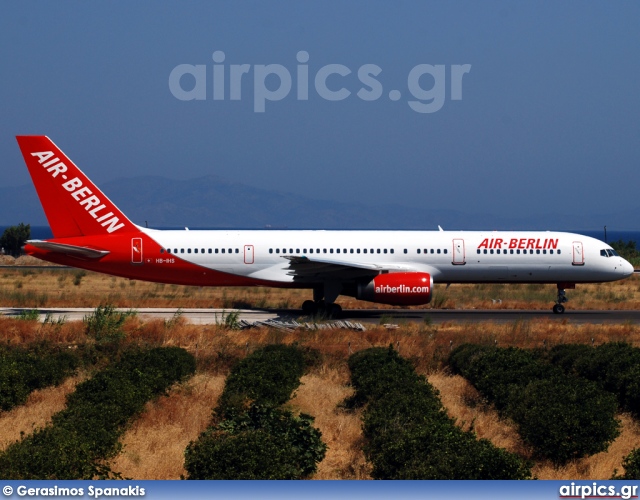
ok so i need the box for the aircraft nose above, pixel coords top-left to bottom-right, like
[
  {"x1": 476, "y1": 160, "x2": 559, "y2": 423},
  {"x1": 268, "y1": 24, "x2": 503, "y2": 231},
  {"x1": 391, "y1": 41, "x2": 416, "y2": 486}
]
[{"x1": 622, "y1": 259, "x2": 635, "y2": 278}]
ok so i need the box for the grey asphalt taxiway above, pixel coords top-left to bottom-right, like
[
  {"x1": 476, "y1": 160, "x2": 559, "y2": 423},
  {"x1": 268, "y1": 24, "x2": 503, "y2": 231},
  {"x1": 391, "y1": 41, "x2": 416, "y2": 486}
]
[{"x1": 1, "y1": 307, "x2": 640, "y2": 325}]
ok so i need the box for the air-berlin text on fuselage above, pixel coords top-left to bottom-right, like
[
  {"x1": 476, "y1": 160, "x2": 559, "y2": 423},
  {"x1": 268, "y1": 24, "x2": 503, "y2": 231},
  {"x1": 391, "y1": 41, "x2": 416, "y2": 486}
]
[
  {"x1": 30, "y1": 151, "x2": 125, "y2": 233},
  {"x1": 477, "y1": 238, "x2": 559, "y2": 250}
]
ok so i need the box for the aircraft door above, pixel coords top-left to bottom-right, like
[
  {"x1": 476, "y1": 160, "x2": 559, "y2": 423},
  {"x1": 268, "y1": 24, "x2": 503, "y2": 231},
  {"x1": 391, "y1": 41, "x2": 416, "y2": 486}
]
[
  {"x1": 131, "y1": 237, "x2": 143, "y2": 265},
  {"x1": 572, "y1": 241, "x2": 584, "y2": 266},
  {"x1": 244, "y1": 245, "x2": 254, "y2": 264},
  {"x1": 452, "y1": 239, "x2": 465, "y2": 265}
]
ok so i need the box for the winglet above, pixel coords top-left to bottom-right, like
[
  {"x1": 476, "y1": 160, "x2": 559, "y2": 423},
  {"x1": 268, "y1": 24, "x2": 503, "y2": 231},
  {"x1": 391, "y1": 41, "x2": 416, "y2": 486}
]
[{"x1": 16, "y1": 136, "x2": 137, "y2": 238}]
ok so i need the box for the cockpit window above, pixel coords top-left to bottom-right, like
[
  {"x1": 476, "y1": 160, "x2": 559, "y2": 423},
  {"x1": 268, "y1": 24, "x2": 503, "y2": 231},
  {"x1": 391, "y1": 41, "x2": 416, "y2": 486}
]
[
  {"x1": 608, "y1": 249, "x2": 619, "y2": 257},
  {"x1": 601, "y1": 249, "x2": 608, "y2": 257}
]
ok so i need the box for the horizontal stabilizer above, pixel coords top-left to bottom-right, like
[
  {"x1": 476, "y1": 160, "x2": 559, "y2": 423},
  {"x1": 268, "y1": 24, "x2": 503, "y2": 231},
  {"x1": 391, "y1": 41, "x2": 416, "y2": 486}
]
[{"x1": 25, "y1": 240, "x2": 110, "y2": 259}]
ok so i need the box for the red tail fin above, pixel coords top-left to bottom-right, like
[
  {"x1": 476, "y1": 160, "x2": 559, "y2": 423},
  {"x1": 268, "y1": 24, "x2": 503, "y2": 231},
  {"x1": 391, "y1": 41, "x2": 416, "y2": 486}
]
[{"x1": 16, "y1": 136, "x2": 137, "y2": 238}]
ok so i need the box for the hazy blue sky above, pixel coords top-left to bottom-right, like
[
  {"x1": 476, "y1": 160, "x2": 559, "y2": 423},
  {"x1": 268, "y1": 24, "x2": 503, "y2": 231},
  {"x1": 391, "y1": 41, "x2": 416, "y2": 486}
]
[{"x1": 2, "y1": 1, "x2": 639, "y2": 224}]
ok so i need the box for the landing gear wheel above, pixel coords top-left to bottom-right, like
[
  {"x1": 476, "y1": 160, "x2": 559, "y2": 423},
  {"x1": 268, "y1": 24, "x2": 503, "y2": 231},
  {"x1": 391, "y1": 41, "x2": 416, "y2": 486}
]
[
  {"x1": 327, "y1": 303, "x2": 343, "y2": 319},
  {"x1": 301, "y1": 300, "x2": 317, "y2": 315},
  {"x1": 552, "y1": 304, "x2": 565, "y2": 314}
]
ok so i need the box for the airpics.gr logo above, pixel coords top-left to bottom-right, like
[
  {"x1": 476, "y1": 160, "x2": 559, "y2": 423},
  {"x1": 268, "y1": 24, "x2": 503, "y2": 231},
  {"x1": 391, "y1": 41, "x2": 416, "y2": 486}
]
[{"x1": 169, "y1": 50, "x2": 471, "y2": 113}]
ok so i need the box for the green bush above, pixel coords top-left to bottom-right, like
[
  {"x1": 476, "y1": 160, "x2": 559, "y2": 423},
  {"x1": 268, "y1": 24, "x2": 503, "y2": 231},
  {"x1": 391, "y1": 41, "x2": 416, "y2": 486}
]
[
  {"x1": 217, "y1": 344, "x2": 307, "y2": 418},
  {"x1": 547, "y1": 342, "x2": 640, "y2": 417},
  {"x1": 613, "y1": 448, "x2": 640, "y2": 480},
  {"x1": 450, "y1": 344, "x2": 552, "y2": 410},
  {"x1": 185, "y1": 344, "x2": 326, "y2": 480},
  {"x1": 508, "y1": 377, "x2": 620, "y2": 463},
  {"x1": 0, "y1": 344, "x2": 79, "y2": 412},
  {"x1": 185, "y1": 404, "x2": 326, "y2": 479},
  {"x1": 0, "y1": 347, "x2": 195, "y2": 479},
  {"x1": 449, "y1": 344, "x2": 621, "y2": 464},
  {"x1": 350, "y1": 346, "x2": 531, "y2": 479},
  {"x1": 84, "y1": 305, "x2": 134, "y2": 343}
]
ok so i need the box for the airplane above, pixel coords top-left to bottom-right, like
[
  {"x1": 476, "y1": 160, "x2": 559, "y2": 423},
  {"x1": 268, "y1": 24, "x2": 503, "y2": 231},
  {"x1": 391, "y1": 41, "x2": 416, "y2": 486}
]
[{"x1": 15, "y1": 135, "x2": 635, "y2": 316}]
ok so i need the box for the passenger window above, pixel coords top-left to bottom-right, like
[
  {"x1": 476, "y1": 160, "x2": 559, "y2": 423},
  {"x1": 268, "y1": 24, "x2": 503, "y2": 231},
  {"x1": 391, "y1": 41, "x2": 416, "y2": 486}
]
[
  {"x1": 336, "y1": 249, "x2": 340, "y2": 253},
  {"x1": 390, "y1": 249, "x2": 394, "y2": 254},
  {"x1": 510, "y1": 249, "x2": 514, "y2": 254},
  {"x1": 384, "y1": 249, "x2": 387, "y2": 254},
  {"x1": 330, "y1": 249, "x2": 334, "y2": 254},
  {"x1": 430, "y1": 249, "x2": 434, "y2": 254},
  {"x1": 404, "y1": 249, "x2": 407, "y2": 254},
  {"x1": 484, "y1": 249, "x2": 488, "y2": 254},
  {"x1": 516, "y1": 249, "x2": 520, "y2": 254},
  {"x1": 303, "y1": 249, "x2": 307, "y2": 253},
  {"x1": 377, "y1": 249, "x2": 381, "y2": 254},
  {"x1": 364, "y1": 249, "x2": 367, "y2": 254},
  {"x1": 558, "y1": 249, "x2": 561, "y2": 254},
  {"x1": 489, "y1": 249, "x2": 493, "y2": 254},
  {"x1": 550, "y1": 250, "x2": 553, "y2": 254},
  {"x1": 234, "y1": 249, "x2": 238, "y2": 254},
  {"x1": 269, "y1": 249, "x2": 273, "y2": 254},
  {"x1": 438, "y1": 249, "x2": 442, "y2": 254},
  {"x1": 222, "y1": 249, "x2": 225, "y2": 253},
  {"x1": 323, "y1": 249, "x2": 327, "y2": 254},
  {"x1": 417, "y1": 249, "x2": 421, "y2": 254},
  {"x1": 180, "y1": 249, "x2": 184, "y2": 254},
  {"x1": 351, "y1": 249, "x2": 354, "y2": 254},
  {"x1": 194, "y1": 249, "x2": 198, "y2": 253},
  {"x1": 208, "y1": 249, "x2": 212, "y2": 254},
  {"x1": 477, "y1": 249, "x2": 481, "y2": 254},
  {"x1": 536, "y1": 250, "x2": 540, "y2": 254},
  {"x1": 357, "y1": 249, "x2": 361, "y2": 254},
  {"x1": 296, "y1": 249, "x2": 300, "y2": 253},
  {"x1": 309, "y1": 249, "x2": 313, "y2": 253},
  {"x1": 162, "y1": 249, "x2": 166, "y2": 254},
  {"x1": 289, "y1": 249, "x2": 293, "y2": 254},
  {"x1": 543, "y1": 250, "x2": 547, "y2": 254},
  {"x1": 444, "y1": 249, "x2": 448, "y2": 254},
  {"x1": 215, "y1": 249, "x2": 219, "y2": 254}
]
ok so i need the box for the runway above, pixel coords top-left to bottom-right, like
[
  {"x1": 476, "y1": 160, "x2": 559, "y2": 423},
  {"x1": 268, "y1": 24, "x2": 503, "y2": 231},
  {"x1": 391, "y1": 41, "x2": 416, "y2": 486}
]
[{"x1": 1, "y1": 307, "x2": 640, "y2": 325}]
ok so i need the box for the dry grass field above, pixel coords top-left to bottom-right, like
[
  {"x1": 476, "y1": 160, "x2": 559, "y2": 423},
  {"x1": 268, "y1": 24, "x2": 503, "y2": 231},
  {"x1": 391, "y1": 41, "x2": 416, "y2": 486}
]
[
  {"x1": 1, "y1": 255, "x2": 639, "y2": 311},
  {"x1": 1, "y1": 259, "x2": 640, "y2": 479}
]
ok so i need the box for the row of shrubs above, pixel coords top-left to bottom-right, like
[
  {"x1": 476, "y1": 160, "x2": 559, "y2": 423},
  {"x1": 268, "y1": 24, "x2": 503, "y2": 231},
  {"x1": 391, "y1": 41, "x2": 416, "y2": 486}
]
[
  {"x1": 184, "y1": 344, "x2": 327, "y2": 479},
  {"x1": 0, "y1": 347, "x2": 196, "y2": 479},
  {"x1": 448, "y1": 344, "x2": 621, "y2": 465},
  {"x1": 545, "y1": 342, "x2": 640, "y2": 417},
  {"x1": 0, "y1": 343, "x2": 80, "y2": 412},
  {"x1": 346, "y1": 345, "x2": 532, "y2": 479},
  {"x1": 543, "y1": 342, "x2": 640, "y2": 479}
]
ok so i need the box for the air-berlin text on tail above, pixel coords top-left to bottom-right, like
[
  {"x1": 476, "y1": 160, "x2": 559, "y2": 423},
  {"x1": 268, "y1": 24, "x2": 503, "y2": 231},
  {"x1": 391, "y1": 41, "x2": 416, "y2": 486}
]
[
  {"x1": 30, "y1": 151, "x2": 125, "y2": 234},
  {"x1": 478, "y1": 237, "x2": 559, "y2": 250}
]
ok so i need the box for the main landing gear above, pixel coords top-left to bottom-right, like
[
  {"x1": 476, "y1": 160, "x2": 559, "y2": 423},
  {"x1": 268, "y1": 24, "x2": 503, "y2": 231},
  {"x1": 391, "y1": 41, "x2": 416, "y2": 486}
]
[
  {"x1": 552, "y1": 284, "x2": 572, "y2": 314},
  {"x1": 301, "y1": 300, "x2": 343, "y2": 318},
  {"x1": 301, "y1": 284, "x2": 343, "y2": 318}
]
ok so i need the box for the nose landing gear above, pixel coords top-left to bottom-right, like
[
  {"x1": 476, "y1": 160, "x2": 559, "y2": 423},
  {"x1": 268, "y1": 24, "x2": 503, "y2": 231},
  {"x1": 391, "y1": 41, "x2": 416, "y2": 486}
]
[{"x1": 552, "y1": 283, "x2": 574, "y2": 314}]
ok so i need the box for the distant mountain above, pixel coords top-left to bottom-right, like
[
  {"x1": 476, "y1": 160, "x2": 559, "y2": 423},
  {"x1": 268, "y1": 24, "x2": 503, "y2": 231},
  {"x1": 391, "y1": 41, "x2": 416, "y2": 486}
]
[{"x1": 0, "y1": 175, "x2": 637, "y2": 231}]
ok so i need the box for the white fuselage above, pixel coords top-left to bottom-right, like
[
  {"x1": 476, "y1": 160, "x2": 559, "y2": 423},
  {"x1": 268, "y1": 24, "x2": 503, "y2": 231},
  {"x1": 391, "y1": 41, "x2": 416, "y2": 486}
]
[{"x1": 143, "y1": 228, "x2": 634, "y2": 286}]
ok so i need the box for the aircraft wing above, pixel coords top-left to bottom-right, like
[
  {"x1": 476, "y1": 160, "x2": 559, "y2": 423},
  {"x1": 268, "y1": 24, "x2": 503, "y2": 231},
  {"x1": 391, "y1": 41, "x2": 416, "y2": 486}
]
[
  {"x1": 25, "y1": 240, "x2": 110, "y2": 260},
  {"x1": 282, "y1": 255, "x2": 416, "y2": 282}
]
